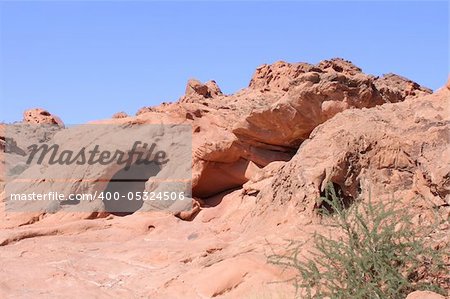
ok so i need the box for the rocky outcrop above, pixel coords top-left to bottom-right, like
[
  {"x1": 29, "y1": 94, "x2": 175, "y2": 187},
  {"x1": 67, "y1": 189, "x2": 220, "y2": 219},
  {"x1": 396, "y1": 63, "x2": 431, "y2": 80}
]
[
  {"x1": 374, "y1": 73, "x2": 432, "y2": 102},
  {"x1": 185, "y1": 58, "x2": 432, "y2": 196},
  {"x1": 1, "y1": 58, "x2": 447, "y2": 299},
  {"x1": 112, "y1": 111, "x2": 128, "y2": 119},
  {"x1": 237, "y1": 59, "x2": 432, "y2": 148},
  {"x1": 244, "y1": 84, "x2": 449, "y2": 224},
  {"x1": 3, "y1": 58, "x2": 435, "y2": 210},
  {"x1": 23, "y1": 108, "x2": 64, "y2": 127},
  {"x1": 179, "y1": 79, "x2": 223, "y2": 103},
  {"x1": 135, "y1": 106, "x2": 155, "y2": 116}
]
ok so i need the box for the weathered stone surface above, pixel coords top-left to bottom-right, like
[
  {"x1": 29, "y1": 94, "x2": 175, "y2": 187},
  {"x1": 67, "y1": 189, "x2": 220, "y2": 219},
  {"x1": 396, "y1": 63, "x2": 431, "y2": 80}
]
[
  {"x1": 2, "y1": 58, "x2": 437, "y2": 212},
  {"x1": 112, "y1": 111, "x2": 128, "y2": 118},
  {"x1": 179, "y1": 79, "x2": 223, "y2": 103},
  {"x1": 1, "y1": 58, "x2": 447, "y2": 298},
  {"x1": 248, "y1": 84, "x2": 449, "y2": 223},
  {"x1": 23, "y1": 108, "x2": 64, "y2": 127}
]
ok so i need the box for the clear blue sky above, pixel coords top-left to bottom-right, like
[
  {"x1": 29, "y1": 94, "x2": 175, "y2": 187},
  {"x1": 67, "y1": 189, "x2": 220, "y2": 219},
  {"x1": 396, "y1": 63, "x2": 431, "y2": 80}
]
[{"x1": 0, "y1": 1, "x2": 448, "y2": 124}]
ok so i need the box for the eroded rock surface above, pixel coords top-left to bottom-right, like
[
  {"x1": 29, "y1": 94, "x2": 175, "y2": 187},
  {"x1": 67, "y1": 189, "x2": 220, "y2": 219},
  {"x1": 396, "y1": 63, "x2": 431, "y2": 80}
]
[
  {"x1": 246, "y1": 85, "x2": 449, "y2": 225},
  {"x1": 23, "y1": 108, "x2": 64, "y2": 128},
  {"x1": 112, "y1": 111, "x2": 128, "y2": 119},
  {"x1": 1, "y1": 59, "x2": 448, "y2": 298}
]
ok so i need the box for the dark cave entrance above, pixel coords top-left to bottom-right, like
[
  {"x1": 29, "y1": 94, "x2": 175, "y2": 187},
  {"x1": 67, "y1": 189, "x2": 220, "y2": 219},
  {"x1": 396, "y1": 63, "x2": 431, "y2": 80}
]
[{"x1": 103, "y1": 162, "x2": 161, "y2": 216}]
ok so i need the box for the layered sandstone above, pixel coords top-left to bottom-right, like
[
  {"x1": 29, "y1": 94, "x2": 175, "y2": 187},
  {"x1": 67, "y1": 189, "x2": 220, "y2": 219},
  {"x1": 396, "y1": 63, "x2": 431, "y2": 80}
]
[{"x1": 0, "y1": 59, "x2": 448, "y2": 298}]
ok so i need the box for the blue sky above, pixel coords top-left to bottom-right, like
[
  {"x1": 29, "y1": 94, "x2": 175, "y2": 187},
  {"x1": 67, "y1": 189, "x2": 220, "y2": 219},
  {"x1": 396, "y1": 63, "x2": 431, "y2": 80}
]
[{"x1": 0, "y1": 1, "x2": 448, "y2": 124}]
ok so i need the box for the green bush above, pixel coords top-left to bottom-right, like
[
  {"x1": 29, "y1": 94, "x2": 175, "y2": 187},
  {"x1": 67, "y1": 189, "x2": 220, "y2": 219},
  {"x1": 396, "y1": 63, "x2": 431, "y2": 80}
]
[{"x1": 268, "y1": 183, "x2": 447, "y2": 299}]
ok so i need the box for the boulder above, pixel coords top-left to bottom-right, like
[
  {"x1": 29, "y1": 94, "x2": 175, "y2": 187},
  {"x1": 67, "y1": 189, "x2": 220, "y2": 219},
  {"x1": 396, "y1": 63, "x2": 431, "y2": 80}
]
[
  {"x1": 23, "y1": 108, "x2": 64, "y2": 128},
  {"x1": 180, "y1": 79, "x2": 223, "y2": 103}
]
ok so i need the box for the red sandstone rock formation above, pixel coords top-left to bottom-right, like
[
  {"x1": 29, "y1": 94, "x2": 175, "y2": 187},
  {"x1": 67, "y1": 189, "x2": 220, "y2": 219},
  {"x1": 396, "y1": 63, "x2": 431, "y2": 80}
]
[
  {"x1": 112, "y1": 111, "x2": 128, "y2": 119},
  {"x1": 0, "y1": 59, "x2": 448, "y2": 298},
  {"x1": 23, "y1": 108, "x2": 64, "y2": 127}
]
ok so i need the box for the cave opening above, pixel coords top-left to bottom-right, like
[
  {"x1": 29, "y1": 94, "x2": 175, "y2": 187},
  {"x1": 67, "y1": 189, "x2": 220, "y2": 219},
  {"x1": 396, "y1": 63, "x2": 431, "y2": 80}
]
[{"x1": 103, "y1": 162, "x2": 161, "y2": 216}]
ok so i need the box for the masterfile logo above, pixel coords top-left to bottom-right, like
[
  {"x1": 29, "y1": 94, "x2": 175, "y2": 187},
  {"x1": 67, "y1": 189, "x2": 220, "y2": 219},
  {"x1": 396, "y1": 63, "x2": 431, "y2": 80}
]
[{"x1": 4, "y1": 123, "x2": 192, "y2": 214}]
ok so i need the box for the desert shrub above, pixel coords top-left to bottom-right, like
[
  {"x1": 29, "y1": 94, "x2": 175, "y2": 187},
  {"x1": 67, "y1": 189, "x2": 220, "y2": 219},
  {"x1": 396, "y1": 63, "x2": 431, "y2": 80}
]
[{"x1": 268, "y1": 183, "x2": 447, "y2": 299}]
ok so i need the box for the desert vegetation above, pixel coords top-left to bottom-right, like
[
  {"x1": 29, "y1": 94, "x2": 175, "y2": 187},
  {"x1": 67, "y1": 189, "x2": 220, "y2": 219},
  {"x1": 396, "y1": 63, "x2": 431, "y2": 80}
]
[{"x1": 269, "y1": 183, "x2": 448, "y2": 298}]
